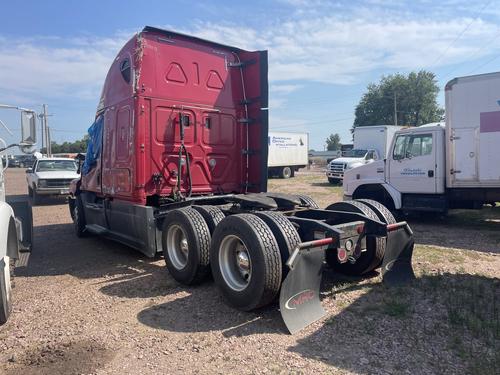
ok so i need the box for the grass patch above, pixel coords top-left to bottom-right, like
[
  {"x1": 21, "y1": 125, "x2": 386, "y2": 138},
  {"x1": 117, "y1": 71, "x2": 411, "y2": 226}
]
[{"x1": 420, "y1": 273, "x2": 500, "y2": 374}]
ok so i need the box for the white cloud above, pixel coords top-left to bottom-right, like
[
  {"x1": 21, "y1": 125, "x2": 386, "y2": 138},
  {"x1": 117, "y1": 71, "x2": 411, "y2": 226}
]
[
  {"x1": 1, "y1": 2, "x2": 500, "y2": 105},
  {"x1": 0, "y1": 32, "x2": 131, "y2": 102},
  {"x1": 188, "y1": 14, "x2": 500, "y2": 85}
]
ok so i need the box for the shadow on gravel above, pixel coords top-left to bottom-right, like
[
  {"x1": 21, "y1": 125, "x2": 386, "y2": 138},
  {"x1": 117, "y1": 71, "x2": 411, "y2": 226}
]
[
  {"x1": 16, "y1": 223, "x2": 164, "y2": 282},
  {"x1": 289, "y1": 273, "x2": 500, "y2": 375},
  {"x1": 136, "y1": 266, "x2": 375, "y2": 337},
  {"x1": 311, "y1": 181, "x2": 341, "y2": 187},
  {"x1": 6, "y1": 193, "x2": 67, "y2": 206},
  {"x1": 137, "y1": 288, "x2": 287, "y2": 337},
  {"x1": 408, "y1": 207, "x2": 500, "y2": 254}
]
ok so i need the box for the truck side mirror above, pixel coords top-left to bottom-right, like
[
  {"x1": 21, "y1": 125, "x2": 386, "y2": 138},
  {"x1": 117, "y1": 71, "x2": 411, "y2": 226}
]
[
  {"x1": 26, "y1": 168, "x2": 32, "y2": 173},
  {"x1": 21, "y1": 111, "x2": 37, "y2": 145}
]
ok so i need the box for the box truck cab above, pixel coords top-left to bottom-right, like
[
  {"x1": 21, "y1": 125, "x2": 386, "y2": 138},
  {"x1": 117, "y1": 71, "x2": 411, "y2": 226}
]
[
  {"x1": 344, "y1": 123, "x2": 446, "y2": 210},
  {"x1": 344, "y1": 71, "x2": 500, "y2": 213},
  {"x1": 327, "y1": 125, "x2": 402, "y2": 184}
]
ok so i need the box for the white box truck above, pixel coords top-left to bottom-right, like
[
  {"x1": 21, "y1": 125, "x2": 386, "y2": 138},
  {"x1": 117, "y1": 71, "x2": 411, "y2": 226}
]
[
  {"x1": 268, "y1": 131, "x2": 308, "y2": 178},
  {"x1": 326, "y1": 125, "x2": 402, "y2": 184},
  {"x1": 343, "y1": 71, "x2": 500, "y2": 213}
]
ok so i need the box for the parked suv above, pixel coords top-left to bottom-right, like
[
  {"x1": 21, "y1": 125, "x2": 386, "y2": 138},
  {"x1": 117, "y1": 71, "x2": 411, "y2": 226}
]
[{"x1": 26, "y1": 157, "x2": 80, "y2": 204}]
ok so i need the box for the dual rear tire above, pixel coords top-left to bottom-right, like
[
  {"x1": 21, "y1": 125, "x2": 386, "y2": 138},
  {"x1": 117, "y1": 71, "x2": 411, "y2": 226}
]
[
  {"x1": 163, "y1": 207, "x2": 300, "y2": 311},
  {"x1": 324, "y1": 199, "x2": 395, "y2": 275}
]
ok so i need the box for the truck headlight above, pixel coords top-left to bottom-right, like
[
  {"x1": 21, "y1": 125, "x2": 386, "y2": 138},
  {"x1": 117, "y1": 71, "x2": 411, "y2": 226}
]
[
  {"x1": 345, "y1": 164, "x2": 352, "y2": 170},
  {"x1": 38, "y1": 179, "x2": 47, "y2": 188}
]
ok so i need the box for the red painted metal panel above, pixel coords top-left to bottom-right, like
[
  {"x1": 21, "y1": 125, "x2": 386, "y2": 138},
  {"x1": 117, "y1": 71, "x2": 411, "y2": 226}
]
[
  {"x1": 480, "y1": 111, "x2": 500, "y2": 133},
  {"x1": 86, "y1": 27, "x2": 268, "y2": 205}
]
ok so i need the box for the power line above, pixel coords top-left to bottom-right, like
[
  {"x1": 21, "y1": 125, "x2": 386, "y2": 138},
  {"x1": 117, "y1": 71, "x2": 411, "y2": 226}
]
[
  {"x1": 270, "y1": 116, "x2": 353, "y2": 130},
  {"x1": 425, "y1": 0, "x2": 492, "y2": 70},
  {"x1": 465, "y1": 51, "x2": 500, "y2": 75}
]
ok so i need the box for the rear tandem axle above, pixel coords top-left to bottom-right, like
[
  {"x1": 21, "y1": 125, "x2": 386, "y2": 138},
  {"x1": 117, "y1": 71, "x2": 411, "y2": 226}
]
[{"x1": 70, "y1": 193, "x2": 415, "y2": 333}]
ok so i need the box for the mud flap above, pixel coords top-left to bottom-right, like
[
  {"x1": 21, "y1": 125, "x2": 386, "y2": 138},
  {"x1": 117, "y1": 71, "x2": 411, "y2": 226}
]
[
  {"x1": 279, "y1": 247, "x2": 326, "y2": 334},
  {"x1": 6, "y1": 197, "x2": 33, "y2": 252},
  {"x1": 381, "y1": 223, "x2": 415, "y2": 286}
]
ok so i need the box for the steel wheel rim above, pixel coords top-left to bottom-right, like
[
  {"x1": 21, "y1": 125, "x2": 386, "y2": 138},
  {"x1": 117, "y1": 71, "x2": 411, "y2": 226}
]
[
  {"x1": 1, "y1": 256, "x2": 11, "y2": 306},
  {"x1": 219, "y1": 235, "x2": 252, "y2": 291},
  {"x1": 167, "y1": 224, "x2": 189, "y2": 270}
]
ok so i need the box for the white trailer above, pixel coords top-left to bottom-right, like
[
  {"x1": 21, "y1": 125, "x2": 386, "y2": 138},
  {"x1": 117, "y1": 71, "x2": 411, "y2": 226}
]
[
  {"x1": 343, "y1": 71, "x2": 500, "y2": 213},
  {"x1": 268, "y1": 131, "x2": 309, "y2": 178},
  {"x1": 354, "y1": 125, "x2": 403, "y2": 158}
]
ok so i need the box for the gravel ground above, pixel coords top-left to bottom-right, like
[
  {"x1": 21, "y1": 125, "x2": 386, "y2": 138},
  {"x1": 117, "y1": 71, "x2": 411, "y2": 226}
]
[{"x1": 1, "y1": 168, "x2": 499, "y2": 375}]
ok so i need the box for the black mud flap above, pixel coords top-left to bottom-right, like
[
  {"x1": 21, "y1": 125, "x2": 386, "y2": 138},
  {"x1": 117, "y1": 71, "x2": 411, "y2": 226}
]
[
  {"x1": 279, "y1": 247, "x2": 326, "y2": 334},
  {"x1": 381, "y1": 223, "x2": 415, "y2": 286},
  {"x1": 6, "y1": 196, "x2": 33, "y2": 252}
]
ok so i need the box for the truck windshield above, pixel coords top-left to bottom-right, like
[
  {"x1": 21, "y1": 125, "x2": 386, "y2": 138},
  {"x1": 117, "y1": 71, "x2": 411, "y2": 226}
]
[
  {"x1": 36, "y1": 160, "x2": 77, "y2": 172},
  {"x1": 343, "y1": 149, "x2": 367, "y2": 158}
]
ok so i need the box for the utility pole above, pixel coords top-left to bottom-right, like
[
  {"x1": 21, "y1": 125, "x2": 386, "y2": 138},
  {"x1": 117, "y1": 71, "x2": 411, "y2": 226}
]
[
  {"x1": 393, "y1": 92, "x2": 397, "y2": 126},
  {"x1": 39, "y1": 104, "x2": 51, "y2": 157},
  {"x1": 39, "y1": 114, "x2": 44, "y2": 153},
  {"x1": 43, "y1": 104, "x2": 49, "y2": 157},
  {"x1": 47, "y1": 126, "x2": 52, "y2": 156}
]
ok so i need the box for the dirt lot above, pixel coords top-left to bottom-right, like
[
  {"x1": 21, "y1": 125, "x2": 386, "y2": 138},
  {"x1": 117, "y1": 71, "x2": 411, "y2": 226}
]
[{"x1": 1, "y1": 168, "x2": 499, "y2": 375}]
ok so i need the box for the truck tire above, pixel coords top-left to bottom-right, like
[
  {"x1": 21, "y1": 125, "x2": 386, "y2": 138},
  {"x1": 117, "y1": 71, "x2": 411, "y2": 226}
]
[
  {"x1": 324, "y1": 200, "x2": 385, "y2": 275},
  {"x1": 68, "y1": 197, "x2": 76, "y2": 220},
  {"x1": 191, "y1": 205, "x2": 225, "y2": 234},
  {"x1": 0, "y1": 256, "x2": 13, "y2": 325},
  {"x1": 28, "y1": 186, "x2": 39, "y2": 206},
  {"x1": 210, "y1": 214, "x2": 282, "y2": 311},
  {"x1": 281, "y1": 167, "x2": 292, "y2": 179},
  {"x1": 163, "y1": 208, "x2": 211, "y2": 285},
  {"x1": 254, "y1": 211, "x2": 301, "y2": 279},
  {"x1": 356, "y1": 199, "x2": 396, "y2": 224},
  {"x1": 356, "y1": 199, "x2": 396, "y2": 268},
  {"x1": 73, "y1": 196, "x2": 88, "y2": 238},
  {"x1": 296, "y1": 194, "x2": 319, "y2": 208}
]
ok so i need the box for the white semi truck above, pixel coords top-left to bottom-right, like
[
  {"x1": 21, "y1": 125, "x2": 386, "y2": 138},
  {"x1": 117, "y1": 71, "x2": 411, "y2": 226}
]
[
  {"x1": 268, "y1": 131, "x2": 309, "y2": 178},
  {"x1": 343, "y1": 71, "x2": 500, "y2": 213},
  {"x1": 0, "y1": 105, "x2": 35, "y2": 325},
  {"x1": 326, "y1": 125, "x2": 402, "y2": 184}
]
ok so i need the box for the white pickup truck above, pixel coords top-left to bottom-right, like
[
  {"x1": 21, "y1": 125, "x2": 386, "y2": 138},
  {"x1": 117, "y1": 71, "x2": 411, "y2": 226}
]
[{"x1": 26, "y1": 157, "x2": 80, "y2": 205}]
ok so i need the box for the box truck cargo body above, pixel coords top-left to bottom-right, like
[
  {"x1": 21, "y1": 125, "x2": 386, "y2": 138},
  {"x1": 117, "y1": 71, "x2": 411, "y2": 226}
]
[
  {"x1": 343, "y1": 72, "x2": 500, "y2": 213},
  {"x1": 268, "y1": 131, "x2": 308, "y2": 178},
  {"x1": 354, "y1": 126, "x2": 403, "y2": 159},
  {"x1": 445, "y1": 72, "x2": 500, "y2": 188}
]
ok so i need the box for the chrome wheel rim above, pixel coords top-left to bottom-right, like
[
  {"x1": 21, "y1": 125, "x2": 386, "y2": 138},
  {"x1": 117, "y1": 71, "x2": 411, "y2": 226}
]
[
  {"x1": 167, "y1": 225, "x2": 189, "y2": 270},
  {"x1": 219, "y1": 235, "x2": 252, "y2": 291}
]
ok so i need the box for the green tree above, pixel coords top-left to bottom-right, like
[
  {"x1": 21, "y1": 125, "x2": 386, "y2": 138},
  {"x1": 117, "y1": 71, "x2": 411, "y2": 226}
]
[
  {"x1": 325, "y1": 133, "x2": 341, "y2": 151},
  {"x1": 41, "y1": 135, "x2": 89, "y2": 154},
  {"x1": 353, "y1": 70, "x2": 444, "y2": 129}
]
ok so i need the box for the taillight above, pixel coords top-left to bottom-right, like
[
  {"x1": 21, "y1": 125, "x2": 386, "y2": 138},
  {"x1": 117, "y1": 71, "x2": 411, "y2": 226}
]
[{"x1": 337, "y1": 248, "x2": 347, "y2": 262}]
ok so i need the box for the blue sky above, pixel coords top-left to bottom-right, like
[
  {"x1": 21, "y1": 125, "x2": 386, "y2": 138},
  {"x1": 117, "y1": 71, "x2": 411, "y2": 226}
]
[{"x1": 2, "y1": 0, "x2": 500, "y2": 150}]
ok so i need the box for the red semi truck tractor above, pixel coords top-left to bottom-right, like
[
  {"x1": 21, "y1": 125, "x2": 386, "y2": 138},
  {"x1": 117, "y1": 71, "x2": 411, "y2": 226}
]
[{"x1": 69, "y1": 27, "x2": 414, "y2": 333}]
